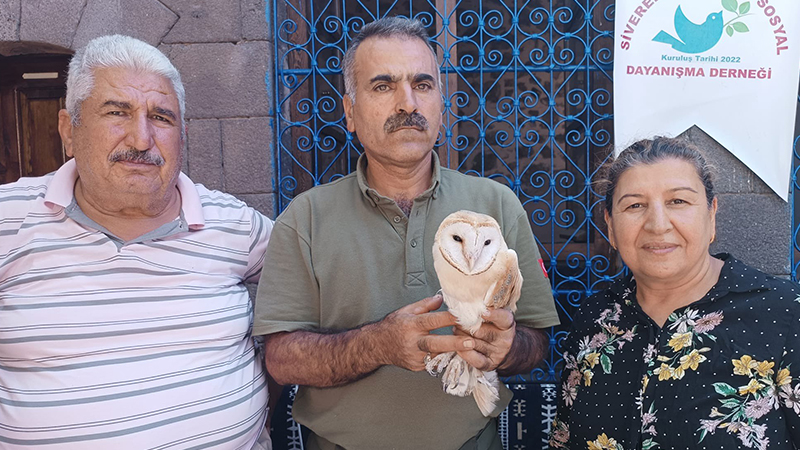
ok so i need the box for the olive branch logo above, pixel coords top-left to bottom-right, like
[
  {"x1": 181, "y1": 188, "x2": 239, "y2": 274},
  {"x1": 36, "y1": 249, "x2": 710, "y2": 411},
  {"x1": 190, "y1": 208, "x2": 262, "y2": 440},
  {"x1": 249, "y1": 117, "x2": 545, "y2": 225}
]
[{"x1": 722, "y1": 0, "x2": 752, "y2": 36}]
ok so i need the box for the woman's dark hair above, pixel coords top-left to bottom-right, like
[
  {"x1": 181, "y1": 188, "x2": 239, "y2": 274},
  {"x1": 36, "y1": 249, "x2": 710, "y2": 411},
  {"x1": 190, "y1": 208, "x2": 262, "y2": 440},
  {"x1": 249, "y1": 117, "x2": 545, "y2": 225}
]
[{"x1": 598, "y1": 137, "x2": 715, "y2": 215}]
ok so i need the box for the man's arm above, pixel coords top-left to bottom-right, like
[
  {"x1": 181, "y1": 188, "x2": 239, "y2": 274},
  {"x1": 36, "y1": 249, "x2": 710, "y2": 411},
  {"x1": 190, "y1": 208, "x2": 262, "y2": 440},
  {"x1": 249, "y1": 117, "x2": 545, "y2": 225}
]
[
  {"x1": 454, "y1": 308, "x2": 549, "y2": 376},
  {"x1": 263, "y1": 295, "x2": 470, "y2": 387},
  {"x1": 496, "y1": 325, "x2": 548, "y2": 376},
  {"x1": 265, "y1": 372, "x2": 283, "y2": 431}
]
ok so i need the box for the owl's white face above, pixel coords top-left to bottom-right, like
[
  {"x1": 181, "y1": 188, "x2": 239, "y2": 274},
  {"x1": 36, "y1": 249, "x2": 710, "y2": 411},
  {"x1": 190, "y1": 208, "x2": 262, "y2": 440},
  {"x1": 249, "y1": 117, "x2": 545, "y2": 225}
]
[{"x1": 437, "y1": 221, "x2": 503, "y2": 275}]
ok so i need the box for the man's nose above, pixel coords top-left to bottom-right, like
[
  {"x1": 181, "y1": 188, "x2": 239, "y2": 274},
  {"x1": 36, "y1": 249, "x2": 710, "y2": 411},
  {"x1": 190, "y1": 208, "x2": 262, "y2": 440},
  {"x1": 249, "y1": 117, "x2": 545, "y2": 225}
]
[
  {"x1": 125, "y1": 113, "x2": 154, "y2": 151},
  {"x1": 643, "y1": 203, "x2": 673, "y2": 234},
  {"x1": 395, "y1": 83, "x2": 419, "y2": 114}
]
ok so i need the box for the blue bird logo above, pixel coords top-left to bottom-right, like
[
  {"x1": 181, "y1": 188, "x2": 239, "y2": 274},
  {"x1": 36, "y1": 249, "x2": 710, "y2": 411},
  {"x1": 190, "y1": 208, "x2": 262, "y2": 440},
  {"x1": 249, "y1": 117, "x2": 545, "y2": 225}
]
[{"x1": 653, "y1": 6, "x2": 724, "y2": 54}]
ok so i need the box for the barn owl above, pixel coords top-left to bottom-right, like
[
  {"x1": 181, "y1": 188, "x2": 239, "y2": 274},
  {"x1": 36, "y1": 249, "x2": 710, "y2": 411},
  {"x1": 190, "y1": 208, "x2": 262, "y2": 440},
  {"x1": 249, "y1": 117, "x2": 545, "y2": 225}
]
[{"x1": 427, "y1": 210, "x2": 523, "y2": 416}]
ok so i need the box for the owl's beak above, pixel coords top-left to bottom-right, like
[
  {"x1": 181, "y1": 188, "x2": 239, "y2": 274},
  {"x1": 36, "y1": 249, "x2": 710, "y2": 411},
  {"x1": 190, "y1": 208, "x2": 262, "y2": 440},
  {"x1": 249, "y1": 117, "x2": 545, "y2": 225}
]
[{"x1": 466, "y1": 250, "x2": 480, "y2": 272}]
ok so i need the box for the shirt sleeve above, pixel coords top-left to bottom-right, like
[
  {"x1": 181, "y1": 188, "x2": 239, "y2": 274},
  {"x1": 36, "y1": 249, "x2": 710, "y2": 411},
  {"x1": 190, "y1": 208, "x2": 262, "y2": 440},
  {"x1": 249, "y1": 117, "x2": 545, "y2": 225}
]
[
  {"x1": 779, "y1": 288, "x2": 800, "y2": 444},
  {"x1": 252, "y1": 209, "x2": 321, "y2": 336},
  {"x1": 548, "y1": 318, "x2": 581, "y2": 449},
  {"x1": 504, "y1": 207, "x2": 560, "y2": 329},
  {"x1": 243, "y1": 209, "x2": 274, "y2": 283}
]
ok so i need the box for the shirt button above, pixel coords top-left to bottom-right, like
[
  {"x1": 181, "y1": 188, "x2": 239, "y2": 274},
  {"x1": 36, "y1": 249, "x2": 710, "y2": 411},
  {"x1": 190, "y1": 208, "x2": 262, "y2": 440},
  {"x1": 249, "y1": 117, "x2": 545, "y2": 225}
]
[
  {"x1": 410, "y1": 240, "x2": 417, "y2": 248},
  {"x1": 393, "y1": 216, "x2": 401, "y2": 223}
]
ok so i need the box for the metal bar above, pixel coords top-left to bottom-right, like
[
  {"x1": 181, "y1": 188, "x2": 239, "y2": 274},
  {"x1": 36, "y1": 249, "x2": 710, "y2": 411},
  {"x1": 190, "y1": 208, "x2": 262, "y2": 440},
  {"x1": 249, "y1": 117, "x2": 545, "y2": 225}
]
[{"x1": 277, "y1": 63, "x2": 612, "y2": 77}]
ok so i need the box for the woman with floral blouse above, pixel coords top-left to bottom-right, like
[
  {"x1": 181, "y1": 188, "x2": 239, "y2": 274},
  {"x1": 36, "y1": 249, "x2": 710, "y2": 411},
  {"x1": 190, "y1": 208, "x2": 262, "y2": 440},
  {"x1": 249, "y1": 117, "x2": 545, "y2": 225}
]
[{"x1": 549, "y1": 137, "x2": 800, "y2": 450}]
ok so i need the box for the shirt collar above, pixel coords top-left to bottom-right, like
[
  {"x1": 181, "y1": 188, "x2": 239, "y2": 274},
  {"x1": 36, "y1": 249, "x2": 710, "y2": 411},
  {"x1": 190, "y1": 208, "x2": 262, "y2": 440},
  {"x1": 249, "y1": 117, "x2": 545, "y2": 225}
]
[
  {"x1": 43, "y1": 158, "x2": 205, "y2": 229},
  {"x1": 355, "y1": 151, "x2": 442, "y2": 206},
  {"x1": 708, "y1": 253, "x2": 770, "y2": 295}
]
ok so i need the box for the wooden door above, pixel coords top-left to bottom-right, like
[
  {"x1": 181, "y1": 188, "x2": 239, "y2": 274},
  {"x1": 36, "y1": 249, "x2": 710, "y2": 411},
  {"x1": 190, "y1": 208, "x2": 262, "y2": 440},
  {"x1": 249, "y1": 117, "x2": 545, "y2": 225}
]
[{"x1": 0, "y1": 54, "x2": 71, "y2": 185}]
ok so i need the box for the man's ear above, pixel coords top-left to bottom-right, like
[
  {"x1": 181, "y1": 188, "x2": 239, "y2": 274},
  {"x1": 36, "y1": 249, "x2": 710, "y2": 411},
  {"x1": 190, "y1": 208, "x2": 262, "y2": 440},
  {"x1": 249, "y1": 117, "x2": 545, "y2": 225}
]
[
  {"x1": 343, "y1": 94, "x2": 356, "y2": 133},
  {"x1": 58, "y1": 109, "x2": 75, "y2": 158}
]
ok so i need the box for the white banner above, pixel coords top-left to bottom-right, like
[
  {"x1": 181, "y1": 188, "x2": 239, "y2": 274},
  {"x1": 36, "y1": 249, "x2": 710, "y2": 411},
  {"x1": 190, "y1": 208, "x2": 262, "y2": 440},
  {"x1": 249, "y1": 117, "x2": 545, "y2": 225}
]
[{"x1": 613, "y1": 0, "x2": 800, "y2": 201}]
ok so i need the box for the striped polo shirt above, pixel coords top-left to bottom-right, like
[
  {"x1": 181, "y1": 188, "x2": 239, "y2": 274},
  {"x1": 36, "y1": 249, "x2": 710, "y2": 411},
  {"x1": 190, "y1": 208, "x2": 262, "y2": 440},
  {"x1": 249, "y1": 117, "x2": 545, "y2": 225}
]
[{"x1": 0, "y1": 159, "x2": 273, "y2": 449}]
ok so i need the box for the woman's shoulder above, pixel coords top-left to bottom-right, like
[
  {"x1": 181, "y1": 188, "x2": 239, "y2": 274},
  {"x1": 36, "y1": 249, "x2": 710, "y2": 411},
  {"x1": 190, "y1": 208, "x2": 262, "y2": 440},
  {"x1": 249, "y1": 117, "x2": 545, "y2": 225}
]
[
  {"x1": 719, "y1": 254, "x2": 799, "y2": 295},
  {"x1": 716, "y1": 255, "x2": 800, "y2": 315}
]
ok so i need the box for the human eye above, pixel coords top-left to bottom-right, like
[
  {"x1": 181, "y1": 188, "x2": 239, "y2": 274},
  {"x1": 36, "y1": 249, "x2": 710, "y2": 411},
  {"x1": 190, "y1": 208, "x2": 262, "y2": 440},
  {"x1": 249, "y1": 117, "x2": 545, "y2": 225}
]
[
  {"x1": 669, "y1": 198, "x2": 687, "y2": 205},
  {"x1": 416, "y1": 82, "x2": 432, "y2": 91},
  {"x1": 107, "y1": 110, "x2": 125, "y2": 116},
  {"x1": 152, "y1": 114, "x2": 171, "y2": 123},
  {"x1": 374, "y1": 84, "x2": 390, "y2": 92}
]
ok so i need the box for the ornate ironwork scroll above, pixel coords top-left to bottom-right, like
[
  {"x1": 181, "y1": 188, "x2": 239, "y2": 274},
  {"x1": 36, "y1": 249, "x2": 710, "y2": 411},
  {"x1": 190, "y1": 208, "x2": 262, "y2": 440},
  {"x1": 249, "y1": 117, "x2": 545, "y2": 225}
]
[{"x1": 273, "y1": 0, "x2": 619, "y2": 382}]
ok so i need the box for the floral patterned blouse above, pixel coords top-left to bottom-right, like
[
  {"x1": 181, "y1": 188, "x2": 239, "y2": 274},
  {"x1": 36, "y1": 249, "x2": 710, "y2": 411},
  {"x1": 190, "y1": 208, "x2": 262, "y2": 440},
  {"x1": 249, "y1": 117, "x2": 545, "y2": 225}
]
[{"x1": 549, "y1": 254, "x2": 800, "y2": 450}]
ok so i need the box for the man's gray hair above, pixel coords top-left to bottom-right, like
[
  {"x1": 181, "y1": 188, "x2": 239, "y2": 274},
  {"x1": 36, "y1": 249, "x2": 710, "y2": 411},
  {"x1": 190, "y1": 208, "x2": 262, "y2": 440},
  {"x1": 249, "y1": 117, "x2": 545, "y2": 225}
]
[
  {"x1": 66, "y1": 35, "x2": 186, "y2": 135},
  {"x1": 342, "y1": 16, "x2": 440, "y2": 103}
]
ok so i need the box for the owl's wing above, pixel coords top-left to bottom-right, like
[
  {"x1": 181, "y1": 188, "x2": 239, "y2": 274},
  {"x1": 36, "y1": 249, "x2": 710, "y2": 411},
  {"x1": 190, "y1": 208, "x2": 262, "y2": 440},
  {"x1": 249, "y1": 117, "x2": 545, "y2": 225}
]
[{"x1": 484, "y1": 249, "x2": 522, "y2": 312}]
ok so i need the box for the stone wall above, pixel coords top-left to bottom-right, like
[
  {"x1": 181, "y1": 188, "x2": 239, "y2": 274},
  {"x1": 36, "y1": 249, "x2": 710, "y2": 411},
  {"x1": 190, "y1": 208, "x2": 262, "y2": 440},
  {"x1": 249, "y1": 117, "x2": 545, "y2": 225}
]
[
  {"x1": 685, "y1": 126, "x2": 792, "y2": 277},
  {"x1": 0, "y1": 0, "x2": 276, "y2": 217},
  {"x1": 0, "y1": 2, "x2": 792, "y2": 276}
]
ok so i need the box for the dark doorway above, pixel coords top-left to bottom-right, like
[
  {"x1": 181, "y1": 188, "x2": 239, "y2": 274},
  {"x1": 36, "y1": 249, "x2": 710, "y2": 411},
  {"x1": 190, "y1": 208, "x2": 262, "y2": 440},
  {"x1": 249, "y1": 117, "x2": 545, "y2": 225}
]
[{"x1": 0, "y1": 53, "x2": 71, "y2": 185}]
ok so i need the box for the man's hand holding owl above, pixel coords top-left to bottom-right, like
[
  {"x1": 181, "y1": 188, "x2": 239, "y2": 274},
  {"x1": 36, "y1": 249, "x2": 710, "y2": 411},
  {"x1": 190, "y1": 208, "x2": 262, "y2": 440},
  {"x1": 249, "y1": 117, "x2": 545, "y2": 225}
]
[
  {"x1": 374, "y1": 294, "x2": 471, "y2": 372},
  {"x1": 453, "y1": 308, "x2": 517, "y2": 372}
]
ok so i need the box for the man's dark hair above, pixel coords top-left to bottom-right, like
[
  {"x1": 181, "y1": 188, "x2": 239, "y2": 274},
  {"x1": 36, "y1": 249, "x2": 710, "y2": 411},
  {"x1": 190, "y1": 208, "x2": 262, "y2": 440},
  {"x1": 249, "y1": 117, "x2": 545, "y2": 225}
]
[{"x1": 342, "y1": 16, "x2": 439, "y2": 103}]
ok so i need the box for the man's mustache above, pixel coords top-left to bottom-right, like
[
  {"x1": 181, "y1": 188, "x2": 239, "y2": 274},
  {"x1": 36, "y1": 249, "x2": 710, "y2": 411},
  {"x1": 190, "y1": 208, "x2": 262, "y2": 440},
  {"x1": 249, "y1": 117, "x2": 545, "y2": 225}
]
[
  {"x1": 109, "y1": 149, "x2": 165, "y2": 166},
  {"x1": 384, "y1": 112, "x2": 429, "y2": 133}
]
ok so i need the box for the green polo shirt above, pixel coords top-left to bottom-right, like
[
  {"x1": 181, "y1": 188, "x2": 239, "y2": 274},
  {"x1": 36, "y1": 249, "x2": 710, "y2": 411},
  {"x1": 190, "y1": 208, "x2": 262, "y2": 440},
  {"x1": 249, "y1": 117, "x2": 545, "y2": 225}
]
[{"x1": 254, "y1": 152, "x2": 559, "y2": 450}]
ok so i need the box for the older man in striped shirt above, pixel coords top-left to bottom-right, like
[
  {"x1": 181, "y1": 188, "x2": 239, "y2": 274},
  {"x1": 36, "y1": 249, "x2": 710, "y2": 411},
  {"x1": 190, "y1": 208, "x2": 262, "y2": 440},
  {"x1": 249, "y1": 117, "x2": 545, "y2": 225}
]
[{"x1": 0, "y1": 35, "x2": 273, "y2": 449}]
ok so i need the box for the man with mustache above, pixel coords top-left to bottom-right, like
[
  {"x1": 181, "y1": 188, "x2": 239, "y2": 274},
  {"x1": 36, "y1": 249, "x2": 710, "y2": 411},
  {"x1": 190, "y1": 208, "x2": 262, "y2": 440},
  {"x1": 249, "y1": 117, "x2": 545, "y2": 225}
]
[
  {"x1": 0, "y1": 35, "x2": 274, "y2": 449},
  {"x1": 254, "y1": 16, "x2": 559, "y2": 450}
]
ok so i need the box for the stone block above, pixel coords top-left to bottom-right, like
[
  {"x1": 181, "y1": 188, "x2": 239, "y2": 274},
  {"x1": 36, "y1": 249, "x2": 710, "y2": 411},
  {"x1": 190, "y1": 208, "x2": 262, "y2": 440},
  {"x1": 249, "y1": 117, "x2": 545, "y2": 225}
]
[
  {"x1": 0, "y1": 0, "x2": 19, "y2": 41},
  {"x1": 682, "y1": 126, "x2": 773, "y2": 195},
  {"x1": 20, "y1": 0, "x2": 83, "y2": 49},
  {"x1": 235, "y1": 193, "x2": 277, "y2": 218},
  {"x1": 242, "y1": 0, "x2": 268, "y2": 41},
  {"x1": 160, "y1": 41, "x2": 270, "y2": 119},
  {"x1": 186, "y1": 119, "x2": 223, "y2": 191},
  {"x1": 221, "y1": 117, "x2": 273, "y2": 194},
  {"x1": 236, "y1": 193, "x2": 276, "y2": 219},
  {"x1": 712, "y1": 193, "x2": 791, "y2": 277},
  {"x1": 181, "y1": 153, "x2": 189, "y2": 175},
  {"x1": 161, "y1": 0, "x2": 240, "y2": 43},
  {"x1": 72, "y1": 0, "x2": 177, "y2": 49}
]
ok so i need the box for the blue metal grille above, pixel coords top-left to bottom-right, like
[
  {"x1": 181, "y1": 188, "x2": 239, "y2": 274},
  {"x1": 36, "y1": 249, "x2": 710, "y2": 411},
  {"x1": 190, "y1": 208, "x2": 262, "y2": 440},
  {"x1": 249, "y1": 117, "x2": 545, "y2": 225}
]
[
  {"x1": 792, "y1": 88, "x2": 800, "y2": 282},
  {"x1": 273, "y1": 0, "x2": 619, "y2": 382}
]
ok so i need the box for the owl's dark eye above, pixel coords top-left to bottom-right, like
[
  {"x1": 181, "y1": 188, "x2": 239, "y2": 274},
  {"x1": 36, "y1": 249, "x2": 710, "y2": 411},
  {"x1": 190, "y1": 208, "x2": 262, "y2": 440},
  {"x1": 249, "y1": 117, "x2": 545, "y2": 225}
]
[
  {"x1": 452, "y1": 235, "x2": 462, "y2": 242},
  {"x1": 484, "y1": 239, "x2": 491, "y2": 246}
]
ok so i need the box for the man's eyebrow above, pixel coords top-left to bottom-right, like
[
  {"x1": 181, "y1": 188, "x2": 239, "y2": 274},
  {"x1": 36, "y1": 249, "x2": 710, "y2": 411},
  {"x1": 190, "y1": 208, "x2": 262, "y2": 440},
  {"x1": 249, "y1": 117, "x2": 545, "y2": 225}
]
[
  {"x1": 101, "y1": 100, "x2": 132, "y2": 109},
  {"x1": 413, "y1": 73, "x2": 435, "y2": 84},
  {"x1": 369, "y1": 74, "x2": 397, "y2": 84},
  {"x1": 153, "y1": 106, "x2": 177, "y2": 122}
]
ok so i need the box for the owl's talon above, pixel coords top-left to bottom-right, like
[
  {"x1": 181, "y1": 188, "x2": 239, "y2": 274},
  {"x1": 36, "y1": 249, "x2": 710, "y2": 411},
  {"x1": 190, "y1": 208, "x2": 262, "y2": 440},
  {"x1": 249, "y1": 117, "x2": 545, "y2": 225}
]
[
  {"x1": 441, "y1": 355, "x2": 471, "y2": 397},
  {"x1": 425, "y1": 351, "x2": 454, "y2": 376}
]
